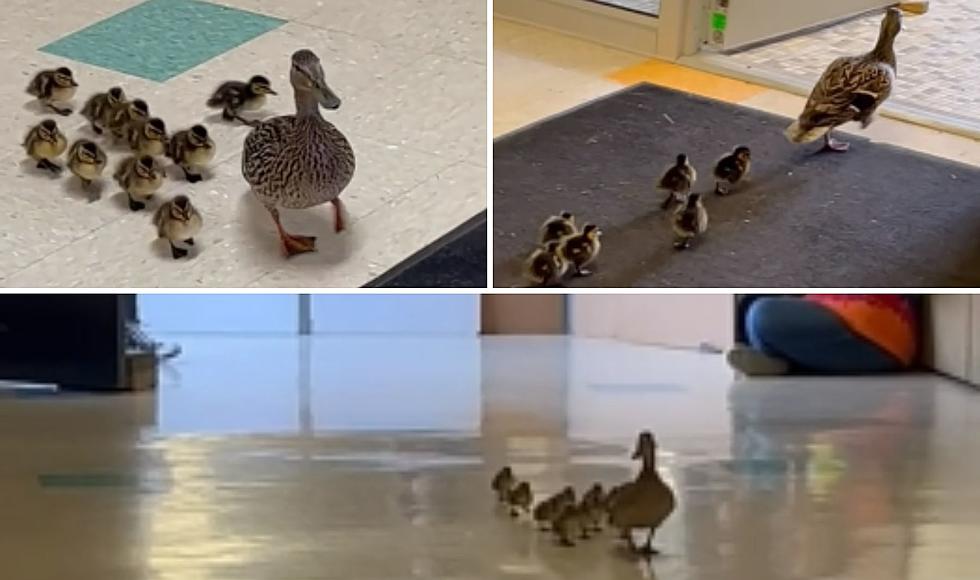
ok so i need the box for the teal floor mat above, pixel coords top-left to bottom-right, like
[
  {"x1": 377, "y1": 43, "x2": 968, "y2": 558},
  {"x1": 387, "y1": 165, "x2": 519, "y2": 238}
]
[{"x1": 40, "y1": 0, "x2": 285, "y2": 82}]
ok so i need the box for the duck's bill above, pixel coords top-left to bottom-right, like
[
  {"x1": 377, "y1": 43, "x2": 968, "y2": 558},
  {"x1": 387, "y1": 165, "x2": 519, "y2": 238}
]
[{"x1": 316, "y1": 84, "x2": 342, "y2": 110}]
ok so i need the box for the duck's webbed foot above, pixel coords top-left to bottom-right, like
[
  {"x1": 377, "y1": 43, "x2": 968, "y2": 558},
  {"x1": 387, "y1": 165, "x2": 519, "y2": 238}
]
[{"x1": 821, "y1": 133, "x2": 850, "y2": 153}]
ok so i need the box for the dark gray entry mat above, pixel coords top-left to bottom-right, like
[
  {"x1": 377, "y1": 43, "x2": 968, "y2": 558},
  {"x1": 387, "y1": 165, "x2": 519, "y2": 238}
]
[{"x1": 493, "y1": 83, "x2": 980, "y2": 287}]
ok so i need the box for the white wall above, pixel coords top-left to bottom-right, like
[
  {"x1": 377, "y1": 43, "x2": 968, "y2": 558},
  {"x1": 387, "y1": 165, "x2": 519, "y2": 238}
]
[
  {"x1": 139, "y1": 295, "x2": 480, "y2": 336},
  {"x1": 570, "y1": 294, "x2": 735, "y2": 349},
  {"x1": 311, "y1": 295, "x2": 479, "y2": 335},
  {"x1": 139, "y1": 295, "x2": 299, "y2": 333}
]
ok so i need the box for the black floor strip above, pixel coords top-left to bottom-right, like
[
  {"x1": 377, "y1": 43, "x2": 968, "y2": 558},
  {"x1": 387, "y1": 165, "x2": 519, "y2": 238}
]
[{"x1": 365, "y1": 211, "x2": 487, "y2": 288}]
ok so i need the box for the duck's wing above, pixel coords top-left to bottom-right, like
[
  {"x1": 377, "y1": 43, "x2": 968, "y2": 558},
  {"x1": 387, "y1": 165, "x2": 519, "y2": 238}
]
[
  {"x1": 241, "y1": 116, "x2": 294, "y2": 186},
  {"x1": 207, "y1": 81, "x2": 244, "y2": 107},
  {"x1": 798, "y1": 56, "x2": 894, "y2": 130}
]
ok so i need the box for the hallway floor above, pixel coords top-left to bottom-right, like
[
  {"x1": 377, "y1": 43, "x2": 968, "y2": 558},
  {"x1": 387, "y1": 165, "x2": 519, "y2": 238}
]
[
  {"x1": 1, "y1": 335, "x2": 978, "y2": 579},
  {"x1": 2, "y1": 0, "x2": 486, "y2": 287}
]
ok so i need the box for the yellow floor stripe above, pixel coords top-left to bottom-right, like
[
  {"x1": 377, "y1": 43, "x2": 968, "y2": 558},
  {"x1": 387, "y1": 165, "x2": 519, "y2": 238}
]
[{"x1": 607, "y1": 58, "x2": 767, "y2": 103}]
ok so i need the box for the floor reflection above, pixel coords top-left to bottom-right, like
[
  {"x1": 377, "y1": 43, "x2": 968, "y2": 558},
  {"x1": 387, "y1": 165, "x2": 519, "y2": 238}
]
[{"x1": 1, "y1": 336, "x2": 978, "y2": 579}]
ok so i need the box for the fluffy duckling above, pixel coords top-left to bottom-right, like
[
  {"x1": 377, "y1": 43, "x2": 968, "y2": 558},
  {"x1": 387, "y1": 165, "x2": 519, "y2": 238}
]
[
  {"x1": 109, "y1": 98, "x2": 150, "y2": 141},
  {"x1": 658, "y1": 154, "x2": 697, "y2": 210},
  {"x1": 207, "y1": 75, "x2": 277, "y2": 126},
  {"x1": 554, "y1": 503, "x2": 591, "y2": 547},
  {"x1": 23, "y1": 119, "x2": 67, "y2": 174},
  {"x1": 167, "y1": 125, "x2": 216, "y2": 183},
  {"x1": 26, "y1": 67, "x2": 78, "y2": 116},
  {"x1": 67, "y1": 139, "x2": 107, "y2": 190},
  {"x1": 81, "y1": 87, "x2": 127, "y2": 135},
  {"x1": 524, "y1": 240, "x2": 566, "y2": 287},
  {"x1": 672, "y1": 192, "x2": 708, "y2": 250},
  {"x1": 558, "y1": 224, "x2": 602, "y2": 277},
  {"x1": 539, "y1": 211, "x2": 577, "y2": 245},
  {"x1": 115, "y1": 155, "x2": 165, "y2": 211},
  {"x1": 608, "y1": 431, "x2": 676, "y2": 556},
  {"x1": 507, "y1": 481, "x2": 533, "y2": 518},
  {"x1": 785, "y1": 8, "x2": 902, "y2": 152},
  {"x1": 713, "y1": 145, "x2": 752, "y2": 195},
  {"x1": 491, "y1": 466, "x2": 516, "y2": 504},
  {"x1": 533, "y1": 486, "x2": 576, "y2": 530},
  {"x1": 581, "y1": 483, "x2": 606, "y2": 532},
  {"x1": 127, "y1": 117, "x2": 168, "y2": 157},
  {"x1": 153, "y1": 195, "x2": 203, "y2": 260}
]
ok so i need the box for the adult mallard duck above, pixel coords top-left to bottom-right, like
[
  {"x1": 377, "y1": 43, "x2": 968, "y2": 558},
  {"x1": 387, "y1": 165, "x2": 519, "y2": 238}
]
[
  {"x1": 785, "y1": 8, "x2": 902, "y2": 152},
  {"x1": 242, "y1": 49, "x2": 356, "y2": 257},
  {"x1": 608, "y1": 431, "x2": 675, "y2": 555}
]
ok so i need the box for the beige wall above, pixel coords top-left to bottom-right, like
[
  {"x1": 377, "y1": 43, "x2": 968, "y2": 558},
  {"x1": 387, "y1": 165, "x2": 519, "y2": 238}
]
[
  {"x1": 480, "y1": 295, "x2": 566, "y2": 335},
  {"x1": 569, "y1": 294, "x2": 735, "y2": 350}
]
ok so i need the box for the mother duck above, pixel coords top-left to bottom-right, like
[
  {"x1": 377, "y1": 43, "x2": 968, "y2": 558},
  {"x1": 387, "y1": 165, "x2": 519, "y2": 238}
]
[
  {"x1": 785, "y1": 8, "x2": 902, "y2": 153},
  {"x1": 243, "y1": 49, "x2": 356, "y2": 256}
]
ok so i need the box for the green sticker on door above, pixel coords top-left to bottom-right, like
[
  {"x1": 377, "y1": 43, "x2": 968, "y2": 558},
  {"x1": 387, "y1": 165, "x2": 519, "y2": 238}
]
[{"x1": 712, "y1": 12, "x2": 728, "y2": 31}]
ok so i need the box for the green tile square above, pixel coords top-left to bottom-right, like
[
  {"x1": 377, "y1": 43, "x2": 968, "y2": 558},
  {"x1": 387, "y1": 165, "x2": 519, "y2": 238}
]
[{"x1": 40, "y1": 0, "x2": 286, "y2": 82}]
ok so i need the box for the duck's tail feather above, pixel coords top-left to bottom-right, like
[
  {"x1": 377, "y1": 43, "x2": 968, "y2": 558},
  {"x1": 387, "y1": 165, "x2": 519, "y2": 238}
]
[{"x1": 784, "y1": 121, "x2": 830, "y2": 144}]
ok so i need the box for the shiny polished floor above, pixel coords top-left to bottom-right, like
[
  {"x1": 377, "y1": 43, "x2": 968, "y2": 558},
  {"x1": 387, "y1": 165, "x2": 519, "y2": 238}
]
[{"x1": 1, "y1": 335, "x2": 979, "y2": 579}]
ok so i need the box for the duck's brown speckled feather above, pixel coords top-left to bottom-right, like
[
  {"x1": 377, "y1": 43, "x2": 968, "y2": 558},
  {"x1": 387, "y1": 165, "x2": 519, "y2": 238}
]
[{"x1": 242, "y1": 115, "x2": 355, "y2": 210}]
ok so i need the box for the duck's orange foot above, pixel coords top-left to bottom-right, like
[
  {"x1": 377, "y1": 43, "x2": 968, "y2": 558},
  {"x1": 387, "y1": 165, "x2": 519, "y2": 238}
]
[{"x1": 281, "y1": 234, "x2": 317, "y2": 257}]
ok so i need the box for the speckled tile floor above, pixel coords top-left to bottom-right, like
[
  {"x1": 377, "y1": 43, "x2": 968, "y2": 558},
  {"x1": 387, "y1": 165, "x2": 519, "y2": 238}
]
[
  {"x1": 2, "y1": 335, "x2": 980, "y2": 579},
  {"x1": 717, "y1": 2, "x2": 980, "y2": 133},
  {"x1": 0, "y1": 0, "x2": 486, "y2": 287}
]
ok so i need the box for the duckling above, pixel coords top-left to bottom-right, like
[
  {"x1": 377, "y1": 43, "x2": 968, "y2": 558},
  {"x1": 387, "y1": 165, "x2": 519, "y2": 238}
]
[
  {"x1": 557, "y1": 224, "x2": 602, "y2": 277},
  {"x1": 26, "y1": 67, "x2": 77, "y2": 116},
  {"x1": 554, "y1": 504, "x2": 591, "y2": 546},
  {"x1": 785, "y1": 8, "x2": 902, "y2": 152},
  {"x1": 167, "y1": 125, "x2": 216, "y2": 183},
  {"x1": 67, "y1": 139, "x2": 107, "y2": 190},
  {"x1": 207, "y1": 75, "x2": 277, "y2": 126},
  {"x1": 81, "y1": 87, "x2": 127, "y2": 135},
  {"x1": 539, "y1": 211, "x2": 577, "y2": 245},
  {"x1": 658, "y1": 154, "x2": 697, "y2": 210},
  {"x1": 109, "y1": 98, "x2": 150, "y2": 141},
  {"x1": 491, "y1": 466, "x2": 516, "y2": 504},
  {"x1": 507, "y1": 481, "x2": 533, "y2": 518},
  {"x1": 114, "y1": 155, "x2": 165, "y2": 211},
  {"x1": 608, "y1": 431, "x2": 676, "y2": 556},
  {"x1": 127, "y1": 117, "x2": 168, "y2": 157},
  {"x1": 524, "y1": 240, "x2": 566, "y2": 287},
  {"x1": 153, "y1": 195, "x2": 203, "y2": 260},
  {"x1": 672, "y1": 192, "x2": 708, "y2": 250},
  {"x1": 533, "y1": 486, "x2": 576, "y2": 530},
  {"x1": 581, "y1": 483, "x2": 606, "y2": 532},
  {"x1": 713, "y1": 145, "x2": 752, "y2": 195},
  {"x1": 23, "y1": 119, "x2": 67, "y2": 174}
]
